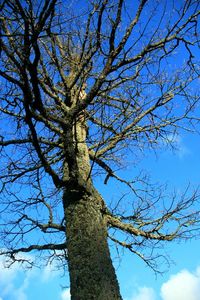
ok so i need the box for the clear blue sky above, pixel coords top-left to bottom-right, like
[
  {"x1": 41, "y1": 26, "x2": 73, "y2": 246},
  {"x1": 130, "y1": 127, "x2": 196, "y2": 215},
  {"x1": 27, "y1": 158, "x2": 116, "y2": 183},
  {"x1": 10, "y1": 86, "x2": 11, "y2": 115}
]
[{"x1": 0, "y1": 129, "x2": 200, "y2": 300}]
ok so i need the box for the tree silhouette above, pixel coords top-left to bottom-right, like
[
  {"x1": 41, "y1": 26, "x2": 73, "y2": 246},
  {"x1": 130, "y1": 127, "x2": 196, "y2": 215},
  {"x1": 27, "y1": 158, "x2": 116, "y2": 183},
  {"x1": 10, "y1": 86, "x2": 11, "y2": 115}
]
[{"x1": 0, "y1": 1, "x2": 200, "y2": 299}]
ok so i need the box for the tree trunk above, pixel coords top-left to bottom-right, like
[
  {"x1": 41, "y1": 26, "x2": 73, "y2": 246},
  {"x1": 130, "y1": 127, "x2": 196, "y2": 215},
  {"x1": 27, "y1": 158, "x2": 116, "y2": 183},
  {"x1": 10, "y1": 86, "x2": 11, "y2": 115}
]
[
  {"x1": 63, "y1": 188, "x2": 122, "y2": 300},
  {"x1": 62, "y1": 90, "x2": 122, "y2": 299}
]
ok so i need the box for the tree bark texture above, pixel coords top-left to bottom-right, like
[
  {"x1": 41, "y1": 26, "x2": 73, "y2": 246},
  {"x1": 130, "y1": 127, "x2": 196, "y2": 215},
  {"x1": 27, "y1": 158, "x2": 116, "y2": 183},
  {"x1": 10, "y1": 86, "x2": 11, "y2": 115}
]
[
  {"x1": 62, "y1": 106, "x2": 122, "y2": 299},
  {"x1": 63, "y1": 188, "x2": 122, "y2": 300}
]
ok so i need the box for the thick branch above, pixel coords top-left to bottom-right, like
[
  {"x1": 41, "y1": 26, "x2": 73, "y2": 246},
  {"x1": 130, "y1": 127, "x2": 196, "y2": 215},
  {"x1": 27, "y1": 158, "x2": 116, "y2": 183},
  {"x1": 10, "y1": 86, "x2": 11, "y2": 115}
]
[{"x1": 1, "y1": 242, "x2": 66, "y2": 255}]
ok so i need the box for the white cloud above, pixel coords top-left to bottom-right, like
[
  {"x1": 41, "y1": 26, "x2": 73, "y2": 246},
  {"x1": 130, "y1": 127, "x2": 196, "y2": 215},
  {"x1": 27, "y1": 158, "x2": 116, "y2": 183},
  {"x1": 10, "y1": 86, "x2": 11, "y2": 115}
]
[
  {"x1": 160, "y1": 267, "x2": 200, "y2": 300},
  {"x1": 165, "y1": 133, "x2": 190, "y2": 158},
  {"x1": 130, "y1": 287, "x2": 156, "y2": 300},
  {"x1": 11, "y1": 285, "x2": 28, "y2": 300},
  {"x1": 41, "y1": 263, "x2": 57, "y2": 282},
  {"x1": 0, "y1": 253, "x2": 66, "y2": 300},
  {"x1": 130, "y1": 267, "x2": 200, "y2": 300},
  {"x1": 0, "y1": 256, "x2": 28, "y2": 300},
  {"x1": 0, "y1": 259, "x2": 17, "y2": 284},
  {"x1": 61, "y1": 288, "x2": 71, "y2": 300}
]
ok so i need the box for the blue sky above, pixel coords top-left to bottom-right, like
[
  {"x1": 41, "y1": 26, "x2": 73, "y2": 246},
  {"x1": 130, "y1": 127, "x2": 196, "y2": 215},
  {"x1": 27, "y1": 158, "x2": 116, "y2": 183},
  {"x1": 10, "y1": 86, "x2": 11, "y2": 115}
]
[{"x1": 0, "y1": 129, "x2": 200, "y2": 300}]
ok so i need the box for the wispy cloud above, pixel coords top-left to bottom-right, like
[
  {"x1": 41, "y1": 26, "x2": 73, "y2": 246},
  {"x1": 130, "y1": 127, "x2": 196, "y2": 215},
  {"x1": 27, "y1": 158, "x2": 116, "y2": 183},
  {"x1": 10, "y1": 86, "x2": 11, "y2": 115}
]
[
  {"x1": 0, "y1": 255, "x2": 62, "y2": 300},
  {"x1": 60, "y1": 289, "x2": 71, "y2": 300},
  {"x1": 41, "y1": 262, "x2": 60, "y2": 283},
  {"x1": 129, "y1": 286, "x2": 156, "y2": 300},
  {"x1": 0, "y1": 256, "x2": 29, "y2": 300},
  {"x1": 164, "y1": 133, "x2": 190, "y2": 159}
]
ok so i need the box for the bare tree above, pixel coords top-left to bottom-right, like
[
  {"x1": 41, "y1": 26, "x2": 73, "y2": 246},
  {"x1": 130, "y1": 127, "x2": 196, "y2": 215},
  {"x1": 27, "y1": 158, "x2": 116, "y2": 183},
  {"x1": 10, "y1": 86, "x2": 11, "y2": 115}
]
[{"x1": 0, "y1": 0, "x2": 200, "y2": 299}]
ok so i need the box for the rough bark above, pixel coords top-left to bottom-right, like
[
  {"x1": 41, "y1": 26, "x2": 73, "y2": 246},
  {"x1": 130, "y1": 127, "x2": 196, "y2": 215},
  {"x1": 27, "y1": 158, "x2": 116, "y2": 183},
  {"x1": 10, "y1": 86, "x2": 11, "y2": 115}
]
[
  {"x1": 63, "y1": 188, "x2": 122, "y2": 300},
  {"x1": 61, "y1": 91, "x2": 122, "y2": 299}
]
